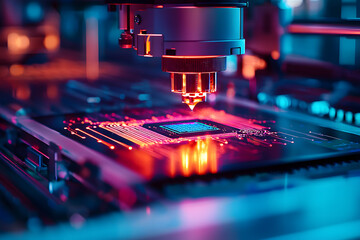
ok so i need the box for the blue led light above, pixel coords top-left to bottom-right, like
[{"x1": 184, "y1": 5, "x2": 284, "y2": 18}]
[
  {"x1": 355, "y1": 113, "x2": 360, "y2": 125},
  {"x1": 337, "y1": 109, "x2": 344, "y2": 122},
  {"x1": 257, "y1": 92, "x2": 268, "y2": 103},
  {"x1": 26, "y1": 2, "x2": 43, "y2": 21},
  {"x1": 345, "y1": 112, "x2": 353, "y2": 123},
  {"x1": 160, "y1": 122, "x2": 219, "y2": 134},
  {"x1": 276, "y1": 95, "x2": 291, "y2": 109},
  {"x1": 310, "y1": 101, "x2": 329, "y2": 116},
  {"x1": 329, "y1": 108, "x2": 336, "y2": 119}
]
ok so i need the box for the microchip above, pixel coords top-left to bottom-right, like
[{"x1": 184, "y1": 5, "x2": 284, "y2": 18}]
[
  {"x1": 143, "y1": 119, "x2": 237, "y2": 138},
  {"x1": 160, "y1": 122, "x2": 219, "y2": 134}
]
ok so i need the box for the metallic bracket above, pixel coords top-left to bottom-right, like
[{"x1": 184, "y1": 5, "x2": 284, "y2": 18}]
[{"x1": 137, "y1": 34, "x2": 163, "y2": 57}]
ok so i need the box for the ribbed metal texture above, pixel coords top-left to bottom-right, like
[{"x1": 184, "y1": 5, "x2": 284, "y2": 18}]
[{"x1": 162, "y1": 56, "x2": 226, "y2": 73}]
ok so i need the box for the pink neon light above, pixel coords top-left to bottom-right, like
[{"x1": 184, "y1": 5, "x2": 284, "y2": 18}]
[{"x1": 288, "y1": 24, "x2": 360, "y2": 35}]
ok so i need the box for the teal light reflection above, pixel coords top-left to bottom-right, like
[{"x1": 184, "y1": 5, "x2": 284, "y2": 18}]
[
  {"x1": 26, "y1": 2, "x2": 43, "y2": 21},
  {"x1": 276, "y1": 95, "x2": 291, "y2": 109}
]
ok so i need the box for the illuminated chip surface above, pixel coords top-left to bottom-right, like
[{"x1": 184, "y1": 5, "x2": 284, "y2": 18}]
[{"x1": 160, "y1": 122, "x2": 219, "y2": 134}]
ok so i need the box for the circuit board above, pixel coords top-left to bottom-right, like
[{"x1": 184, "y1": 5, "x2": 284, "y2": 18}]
[{"x1": 34, "y1": 104, "x2": 360, "y2": 182}]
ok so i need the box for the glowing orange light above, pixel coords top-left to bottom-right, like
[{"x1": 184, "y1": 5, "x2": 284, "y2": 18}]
[
  {"x1": 9, "y1": 64, "x2": 24, "y2": 76},
  {"x1": 110, "y1": 146, "x2": 115, "y2": 150},
  {"x1": 182, "y1": 94, "x2": 204, "y2": 111},
  {"x1": 88, "y1": 127, "x2": 133, "y2": 149},
  {"x1": 171, "y1": 73, "x2": 175, "y2": 92},
  {"x1": 7, "y1": 33, "x2": 30, "y2": 52},
  {"x1": 75, "y1": 128, "x2": 114, "y2": 148},
  {"x1": 271, "y1": 50, "x2": 280, "y2": 60},
  {"x1": 242, "y1": 55, "x2": 266, "y2": 79},
  {"x1": 182, "y1": 74, "x2": 186, "y2": 93},
  {"x1": 182, "y1": 148, "x2": 191, "y2": 176},
  {"x1": 169, "y1": 138, "x2": 218, "y2": 177},
  {"x1": 44, "y1": 35, "x2": 60, "y2": 51},
  {"x1": 145, "y1": 35, "x2": 151, "y2": 55},
  {"x1": 15, "y1": 85, "x2": 31, "y2": 100},
  {"x1": 197, "y1": 73, "x2": 202, "y2": 92}
]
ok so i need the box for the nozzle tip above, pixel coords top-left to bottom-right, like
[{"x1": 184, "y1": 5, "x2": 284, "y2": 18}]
[
  {"x1": 182, "y1": 94, "x2": 205, "y2": 111},
  {"x1": 187, "y1": 103, "x2": 196, "y2": 111}
]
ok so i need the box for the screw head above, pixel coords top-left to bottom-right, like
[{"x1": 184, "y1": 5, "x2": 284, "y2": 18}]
[{"x1": 134, "y1": 15, "x2": 141, "y2": 25}]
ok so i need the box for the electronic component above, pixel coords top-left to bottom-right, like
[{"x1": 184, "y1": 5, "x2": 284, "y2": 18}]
[
  {"x1": 143, "y1": 119, "x2": 237, "y2": 138},
  {"x1": 108, "y1": 1, "x2": 247, "y2": 109},
  {"x1": 160, "y1": 122, "x2": 219, "y2": 134},
  {"x1": 31, "y1": 106, "x2": 360, "y2": 183}
]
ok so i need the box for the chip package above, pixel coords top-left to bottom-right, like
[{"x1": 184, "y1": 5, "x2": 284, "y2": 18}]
[{"x1": 143, "y1": 119, "x2": 238, "y2": 138}]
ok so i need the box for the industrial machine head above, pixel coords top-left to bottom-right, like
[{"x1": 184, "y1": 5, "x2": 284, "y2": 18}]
[{"x1": 108, "y1": 0, "x2": 247, "y2": 110}]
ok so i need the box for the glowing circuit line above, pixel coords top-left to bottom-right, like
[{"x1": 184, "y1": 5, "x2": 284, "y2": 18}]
[
  {"x1": 101, "y1": 125, "x2": 148, "y2": 147},
  {"x1": 75, "y1": 128, "x2": 115, "y2": 149},
  {"x1": 87, "y1": 127, "x2": 132, "y2": 150},
  {"x1": 272, "y1": 135, "x2": 295, "y2": 144},
  {"x1": 67, "y1": 127, "x2": 86, "y2": 139},
  {"x1": 309, "y1": 131, "x2": 341, "y2": 140},
  {"x1": 279, "y1": 127, "x2": 327, "y2": 141},
  {"x1": 277, "y1": 131, "x2": 314, "y2": 141}
]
